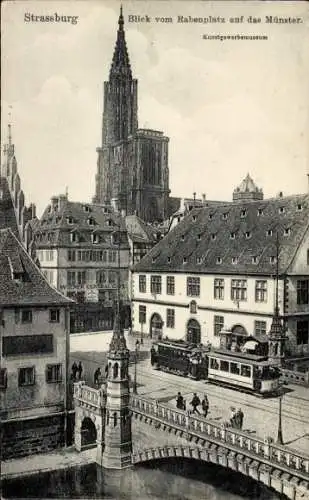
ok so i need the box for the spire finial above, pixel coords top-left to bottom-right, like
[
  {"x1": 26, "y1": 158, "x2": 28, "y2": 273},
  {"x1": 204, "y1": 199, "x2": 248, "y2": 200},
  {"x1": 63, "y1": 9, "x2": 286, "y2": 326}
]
[{"x1": 119, "y1": 5, "x2": 124, "y2": 30}]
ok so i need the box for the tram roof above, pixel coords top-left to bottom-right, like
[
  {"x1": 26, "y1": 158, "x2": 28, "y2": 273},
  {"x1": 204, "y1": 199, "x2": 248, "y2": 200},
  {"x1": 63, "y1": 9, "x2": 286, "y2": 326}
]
[{"x1": 211, "y1": 349, "x2": 270, "y2": 365}]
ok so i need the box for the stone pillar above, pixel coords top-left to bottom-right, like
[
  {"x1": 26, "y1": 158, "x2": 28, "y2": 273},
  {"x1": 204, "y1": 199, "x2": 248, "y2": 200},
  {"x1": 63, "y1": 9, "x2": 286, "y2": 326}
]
[{"x1": 74, "y1": 409, "x2": 82, "y2": 452}]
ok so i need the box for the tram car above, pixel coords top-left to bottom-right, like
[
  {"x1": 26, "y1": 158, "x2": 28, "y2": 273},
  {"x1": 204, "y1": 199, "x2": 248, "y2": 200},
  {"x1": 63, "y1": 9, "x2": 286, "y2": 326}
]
[
  {"x1": 150, "y1": 339, "x2": 280, "y2": 395},
  {"x1": 150, "y1": 339, "x2": 209, "y2": 380},
  {"x1": 207, "y1": 350, "x2": 281, "y2": 395}
]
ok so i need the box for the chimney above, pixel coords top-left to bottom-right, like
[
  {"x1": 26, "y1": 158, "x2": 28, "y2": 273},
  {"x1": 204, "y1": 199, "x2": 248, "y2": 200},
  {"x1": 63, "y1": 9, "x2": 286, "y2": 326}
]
[
  {"x1": 277, "y1": 191, "x2": 283, "y2": 198},
  {"x1": 202, "y1": 193, "x2": 206, "y2": 205}
]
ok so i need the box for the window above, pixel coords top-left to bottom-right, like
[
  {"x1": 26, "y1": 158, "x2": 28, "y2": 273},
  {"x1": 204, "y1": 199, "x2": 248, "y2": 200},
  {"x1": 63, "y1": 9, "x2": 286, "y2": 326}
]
[
  {"x1": 211, "y1": 234, "x2": 216, "y2": 241},
  {"x1": 254, "y1": 320, "x2": 267, "y2": 336},
  {"x1": 109, "y1": 251, "x2": 116, "y2": 263},
  {"x1": 245, "y1": 231, "x2": 251, "y2": 239},
  {"x1": 166, "y1": 276, "x2": 175, "y2": 295},
  {"x1": 222, "y1": 212, "x2": 228, "y2": 220},
  {"x1": 108, "y1": 271, "x2": 117, "y2": 286},
  {"x1": 267, "y1": 229, "x2": 273, "y2": 237},
  {"x1": 49, "y1": 309, "x2": 60, "y2": 323},
  {"x1": 139, "y1": 275, "x2": 146, "y2": 293},
  {"x1": 270, "y1": 256, "x2": 276, "y2": 264},
  {"x1": 67, "y1": 217, "x2": 73, "y2": 224},
  {"x1": 214, "y1": 315, "x2": 224, "y2": 336},
  {"x1": 183, "y1": 257, "x2": 187, "y2": 264},
  {"x1": 231, "y1": 280, "x2": 247, "y2": 301},
  {"x1": 139, "y1": 305, "x2": 146, "y2": 324},
  {"x1": 77, "y1": 271, "x2": 86, "y2": 285},
  {"x1": 46, "y1": 364, "x2": 62, "y2": 383},
  {"x1": 92, "y1": 233, "x2": 99, "y2": 244},
  {"x1": 167, "y1": 257, "x2": 171, "y2": 263},
  {"x1": 230, "y1": 362, "x2": 240, "y2": 375},
  {"x1": 252, "y1": 256, "x2": 258, "y2": 264},
  {"x1": 230, "y1": 232, "x2": 236, "y2": 240},
  {"x1": 209, "y1": 214, "x2": 213, "y2": 220},
  {"x1": 68, "y1": 249, "x2": 76, "y2": 261},
  {"x1": 279, "y1": 207, "x2": 285, "y2": 214},
  {"x1": 220, "y1": 360, "x2": 229, "y2": 372},
  {"x1": 196, "y1": 257, "x2": 202, "y2": 264},
  {"x1": 232, "y1": 257, "x2": 238, "y2": 264},
  {"x1": 96, "y1": 270, "x2": 106, "y2": 286},
  {"x1": 70, "y1": 232, "x2": 78, "y2": 243},
  {"x1": 216, "y1": 257, "x2": 222, "y2": 265},
  {"x1": 297, "y1": 204, "x2": 303, "y2": 211},
  {"x1": 190, "y1": 300, "x2": 197, "y2": 314},
  {"x1": 166, "y1": 308, "x2": 175, "y2": 328},
  {"x1": 181, "y1": 235, "x2": 185, "y2": 241},
  {"x1": 241, "y1": 365, "x2": 251, "y2": 377},
  {"x1": 210, "y1": 358, "x2": 219, "y2": 370},
  {"x1": 151, "y1": 276, "x2": 162, "y2": 295},
  {"x1": 187, "y1": 277, "x2": 200, "y2": 297},
  {"x1": 297, "y1": 280, "x2": 309, "y2": 305},
  {"x1": 240, "y1": 209, "x2": 247, "y2": 218},
  {"x1": 296, "y1": 320, "x2": 308, "y2": 345},
  {"x1": 0, "y1": 368, "x2": 7, "y2": 390},
  {"x1": 21, "y1": 310, "x2": 32, "y2": 323},
  {"x1": 18, "y1": 367, "x2": 35, "y2": 386},
  {"x1": 192, "y1": 215, "x2": 197, "y2": 221},
  {"x1": 284, "y1": 228, "x2": 291, "y2": 236},
  {"x1": 197, "y1": 234, "x2": 201, "y2": 241},
  {"x1": 2, "y1": 334, "x2": 53, "y2": 356},
  {"x1": 87, "y1": 217, "x2": 95, "y2": 226},
  {"x1": 257, "y1": 208, "x2": 263, "y2": 216},
  {"x1": 214, "y1": 279, "x2": 224, "y2": 300},
  {"x1": 255, "y1": 280, "x2": 267, "y2": 302}
]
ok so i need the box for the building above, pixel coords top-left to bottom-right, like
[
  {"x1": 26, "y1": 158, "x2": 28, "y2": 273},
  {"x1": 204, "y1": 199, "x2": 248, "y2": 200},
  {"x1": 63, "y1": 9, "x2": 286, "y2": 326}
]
[
  {"x1": 34, "y1": 194, "x2": 131, "y2": 332},
  {"x1": 0, "y1": 228, "x2": 72, "y2": 459},
  {"x1": 233, "y1": 173, "x2": 264, "y2": 202},
  {"x1": 131, "y1": 193, "x2": 309, "y2": 355},
  {"x1": 1, "y1": 124, "x2": 38, "y2": 257},
  {"x1": 93, "y1": 7, "x2": 171, "y2": 223}
]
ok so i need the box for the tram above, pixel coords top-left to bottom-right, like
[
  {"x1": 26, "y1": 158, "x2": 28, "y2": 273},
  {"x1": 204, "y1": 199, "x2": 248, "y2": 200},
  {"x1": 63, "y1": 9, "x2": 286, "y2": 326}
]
[{"x1": 150, "y1": 339, "x2": 281, "y2": 396}]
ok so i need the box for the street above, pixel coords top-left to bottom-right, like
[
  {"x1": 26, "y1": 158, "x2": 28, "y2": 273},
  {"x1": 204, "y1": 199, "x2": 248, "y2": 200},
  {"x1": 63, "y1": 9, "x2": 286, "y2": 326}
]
[{"x1": 70, "y1": 331, "x2": 309, "y2": 455}]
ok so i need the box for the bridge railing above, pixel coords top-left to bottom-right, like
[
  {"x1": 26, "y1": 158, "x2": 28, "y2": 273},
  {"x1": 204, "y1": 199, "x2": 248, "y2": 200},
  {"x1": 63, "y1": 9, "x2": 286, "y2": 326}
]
[
  {"x1": 73, "y1": 381, "x2": 102, "y2": 408},
  {"x1": 130, "y1": 395, "x2": 309, "y2": 478}
]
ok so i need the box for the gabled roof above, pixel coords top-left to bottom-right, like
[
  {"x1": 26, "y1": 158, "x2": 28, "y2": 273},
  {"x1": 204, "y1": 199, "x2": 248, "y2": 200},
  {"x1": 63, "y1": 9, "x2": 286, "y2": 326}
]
[
  {"x1": 125, "y1": 215, "x2": 158, "y2": 243},
  {"x1": 133, "y1": 194, "x2": 309, "y2": 275},
  {"x1": 0, "y1": 228, "x2": 73, "y2": 306}
]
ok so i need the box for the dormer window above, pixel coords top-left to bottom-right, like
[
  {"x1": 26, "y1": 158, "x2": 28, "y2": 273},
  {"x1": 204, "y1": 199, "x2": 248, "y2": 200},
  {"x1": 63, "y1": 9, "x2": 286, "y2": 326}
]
[
  {"x1": 83, "y1": 205, "x2": 91, "y2": 213},
  {"x1": 270, "y1": 256, "x2": 276, "y2": 264},
  {"x1": 284, "y1": 228, "x2": 291, "y2": 236},
  {"x1": 87, "y1": 217, "x2": 95, "y2": 226},
  {"x1": 252, "y1": 256, "x2": 258, "y2": 264},
  {"x1": 257, "y1": 208, "x2": 263, "y2": 216},
  {"x1": 197, "y1": 234, "x2": 201, "y2": 241},
  {"x1": 183, "y1": 257, "x2": 187, "y2": 264},
  {"x1": 152, "y1": 256, "x2": 156, "y2": 264},
  {"x1": 232, "y1": 257, "x2": 238, "y2": 264},
  {"x1": 230, "y1": 232, "x2": 236, "y2": 240},
  {"x1": 279, "y1": 207, "x2": 285, "y2": 214},
  {"x1": 267, "y1": 229, "x2": 273, "y2": 237},
  {"x1": 297, "y1": 203, "x2": 303, "y2": 211},
  {"x1": 70, "y1": 232, "x2": 78, "y2": 243},
  {"x1": 196, "y1": 257, "x2": 202, "y2": 264},
  {"x1": 245, "y1": 231, "x2": 251, "y2": 239},
  {"x1": 216, "y1": 257, "x2": 222, "y2": 264},
  {"x1": 222, "y1": 212, "x2": 228, "y2": 220},
  {"x1": 211, "y1": 234, "x2": 216, "y2": 241},
  {"x1": 240, "y1": 209, "x2": 247, "y2": 218},
  {"x1": 167, "y1": 257, "x2": 171, "y2": 263},
  {"x1": 181, "y1": 235, "x2": 185, "y2": 241},
  {"x1": 107, "y1": 219, "x2": 113, "y2": 227},
  {"x1": 91, "y1": 233, "x2": 99, "y2": 244},
  {"x1": 66, "y1": 217, "x2": 73, "y2": 225},
  {"x1": 209, "y1": 214, "x2": 213, "y2": 220},
  {"x1": 192, "y1": 215, "x2": 197, "y2": 222}
]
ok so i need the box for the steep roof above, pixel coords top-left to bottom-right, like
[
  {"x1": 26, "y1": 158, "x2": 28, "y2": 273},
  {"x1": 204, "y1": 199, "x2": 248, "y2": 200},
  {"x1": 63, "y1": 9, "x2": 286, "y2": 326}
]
[
  {"x1": 0, "y1": 228, "x2": 73, "y2": 306},
  {"x1": 0, "y1": 176, "x2": 20, "y2": 238},
  {"x1": 133, "y1": 194, "x2": 309, "y2": 275},
  {"x1": 110, "y1": 6, "x2": 132, "y2": 79},
  {"x1": 36, "y1": 198, "x2": 129, "y2": 248},
  {"x1": 235, "y1": 173, "x2": 261, "y2": 194},
  {"x1": 125, "y1": 215, "x2": 158, "y2": 243}
]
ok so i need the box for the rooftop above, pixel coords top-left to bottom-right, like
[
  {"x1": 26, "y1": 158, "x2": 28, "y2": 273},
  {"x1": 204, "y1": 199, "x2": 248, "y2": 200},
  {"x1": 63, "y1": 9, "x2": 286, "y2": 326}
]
[
  {"x1": 133, "y1": 193, "x2": 309, "y2": 275},
  {"x1": 0, "y1": 228, "x2": 73, "y2": 306}
]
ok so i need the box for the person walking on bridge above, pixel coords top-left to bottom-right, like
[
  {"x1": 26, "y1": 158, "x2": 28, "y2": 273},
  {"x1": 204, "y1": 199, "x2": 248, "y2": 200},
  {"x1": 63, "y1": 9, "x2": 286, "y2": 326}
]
[
  {"x1": 201, "y1": 394, "x2": 209, "y2": 418},
  {"x1": 190, "y1": 393, "x2": 201, "y2": 414},
  {"x1": 176, "y1": 392, "x2": 185, "y2": 410}
]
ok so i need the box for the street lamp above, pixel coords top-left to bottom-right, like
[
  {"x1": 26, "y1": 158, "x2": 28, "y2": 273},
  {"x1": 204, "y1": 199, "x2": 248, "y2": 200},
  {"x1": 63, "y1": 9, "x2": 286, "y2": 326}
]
[
  {"x1": 133, "y1": 339, "x2": 140, "y2": 394},
  {"x1": 277, "y1": 388, "x2": 284, "y2": 445}
]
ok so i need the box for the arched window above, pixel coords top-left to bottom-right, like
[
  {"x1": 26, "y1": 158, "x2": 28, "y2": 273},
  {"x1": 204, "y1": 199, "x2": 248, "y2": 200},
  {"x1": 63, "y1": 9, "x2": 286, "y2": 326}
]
[
  {"x1": 187, "y1": 319, "x2": 201, "y2": 344},
  {"x1": 113, "y1": 363, "x2": 119, "y2": 379},
  {"x1": 113, "y1": 412, "x2": 117, "y2": 427},
  {"x1": 190, "y1": 301, "x2": 197, "y2": 314}
]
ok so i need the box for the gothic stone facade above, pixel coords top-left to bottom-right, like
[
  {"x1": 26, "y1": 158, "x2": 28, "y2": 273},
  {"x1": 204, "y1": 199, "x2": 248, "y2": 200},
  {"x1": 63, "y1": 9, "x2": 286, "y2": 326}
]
[{"x1": 93, "y1": 8, "x2": 170, "y2": 223}]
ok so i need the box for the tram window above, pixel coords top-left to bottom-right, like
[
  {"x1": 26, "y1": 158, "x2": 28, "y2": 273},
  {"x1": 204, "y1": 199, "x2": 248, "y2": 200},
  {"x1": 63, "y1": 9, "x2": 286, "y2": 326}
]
[
  {"x1": 241, "y1": 365, "x2": 251, "y2": 377},
  {"x1": 220, "y1": 360, "x2": 229, "y2": 372},
  {"x1": 230, "y1": 362, "x2": 240, "y2": 375},
  {"x1": 210, "y1": 358, "x2": 219, "y2": 370}
]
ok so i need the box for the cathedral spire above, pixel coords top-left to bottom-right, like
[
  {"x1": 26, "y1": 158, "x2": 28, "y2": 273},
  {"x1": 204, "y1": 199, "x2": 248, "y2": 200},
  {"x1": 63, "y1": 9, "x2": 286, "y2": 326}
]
[{"x1": 110, "y1": 6, "x2": 131, "y2": 78}]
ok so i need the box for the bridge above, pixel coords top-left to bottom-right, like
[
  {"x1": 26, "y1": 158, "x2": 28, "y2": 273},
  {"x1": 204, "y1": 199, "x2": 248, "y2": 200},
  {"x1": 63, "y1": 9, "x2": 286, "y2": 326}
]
[{"x1": 73, "y1": 381, "x2": 309, "y2": 500}]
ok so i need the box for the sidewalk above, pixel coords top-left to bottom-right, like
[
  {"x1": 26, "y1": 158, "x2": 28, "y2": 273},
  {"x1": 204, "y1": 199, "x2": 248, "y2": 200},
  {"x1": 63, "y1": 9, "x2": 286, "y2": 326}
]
[{"x1": 2, "y1": 446, "x2": 96, "y2": 480}]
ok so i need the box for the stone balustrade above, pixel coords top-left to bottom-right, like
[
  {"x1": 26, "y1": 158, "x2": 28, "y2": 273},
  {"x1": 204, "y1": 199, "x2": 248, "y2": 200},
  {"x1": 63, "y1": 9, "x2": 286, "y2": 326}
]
[
  {"x1": 130, "y1": 395, "x2": 309, "y2": 480},
  {"x1": 73, "y1": 381, "x2": 102, "y2": 408}
]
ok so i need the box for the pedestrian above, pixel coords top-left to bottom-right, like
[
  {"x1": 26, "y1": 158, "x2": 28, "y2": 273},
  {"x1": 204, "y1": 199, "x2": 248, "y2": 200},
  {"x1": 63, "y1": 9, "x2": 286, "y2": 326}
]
[
  {"x1": 176, "y1": 392, "x2": 184, "y2": 410},
  {"x1": 201, "y1": 394, "x2": 209, "y2": 418},
  {"x1": 94, "y1": 367, "x2": 101, "y2": 386},
  {"x1": 71, "y1": 361, "x2": 78, "y2": 381},
  {"x1": 190, "y1": 393, "x2": 201, "y2": 414},
  {"x1": 230, "y1": 407, "x2": 237, "y2": 428},
  {"x1": 236, "y1": 408, "x2": 244, "y2": 430},
  {"x1": 77, "y1": 361, "x2": 83, "y2": 380}
]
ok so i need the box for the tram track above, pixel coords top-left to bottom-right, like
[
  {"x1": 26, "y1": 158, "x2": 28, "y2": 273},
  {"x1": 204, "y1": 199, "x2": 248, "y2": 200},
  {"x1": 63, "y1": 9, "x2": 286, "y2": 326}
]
[{"x1": 136, "y1": 364, "x2": 309, "y2": 427}]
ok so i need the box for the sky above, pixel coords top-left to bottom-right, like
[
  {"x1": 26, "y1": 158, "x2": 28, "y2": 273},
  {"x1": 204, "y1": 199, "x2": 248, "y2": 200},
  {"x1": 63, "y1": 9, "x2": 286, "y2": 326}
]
[{"x1": 1, "y1": 0, "x2": 309, "y2": 216}]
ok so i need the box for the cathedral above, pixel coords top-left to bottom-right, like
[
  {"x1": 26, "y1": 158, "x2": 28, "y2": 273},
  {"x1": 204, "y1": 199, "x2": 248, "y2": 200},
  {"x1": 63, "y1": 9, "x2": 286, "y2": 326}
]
[{"x1": 93, "y1": 7, "x2": 171, "y2": 223}]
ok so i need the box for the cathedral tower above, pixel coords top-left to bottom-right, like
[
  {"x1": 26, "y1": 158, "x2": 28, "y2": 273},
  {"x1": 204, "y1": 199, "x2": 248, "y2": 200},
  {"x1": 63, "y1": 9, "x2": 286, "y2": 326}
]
[
  {"x1": 102, "y1": 289, "x2": 132, "y2": 468},
  {"x1": 93, "y1": 7, "x2": 170, "y2": 223}
]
